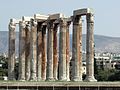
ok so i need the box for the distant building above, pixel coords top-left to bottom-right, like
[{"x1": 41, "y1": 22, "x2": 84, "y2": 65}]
[
  {"x1": 95, "y1": 52, "x2": 120, "y2": 70},
  {"x1": 82, "y1": 61, "x2": 86, "y2": 74}
]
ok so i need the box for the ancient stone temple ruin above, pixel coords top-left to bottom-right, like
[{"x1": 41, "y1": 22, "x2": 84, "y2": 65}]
[{"x1": 8, "y1": 8, "x2": 97, "y2": 82}]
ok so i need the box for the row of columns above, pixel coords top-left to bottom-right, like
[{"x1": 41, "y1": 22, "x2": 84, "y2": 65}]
[{"x1": 8, "y1": 8, "x2": 97, "y2": 82}]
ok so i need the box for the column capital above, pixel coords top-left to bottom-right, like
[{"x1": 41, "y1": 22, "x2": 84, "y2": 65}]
[
  {"x1": 66, "y1": 22, "x2": 71, "y2": 29},
  {"x1": 41, "y1": 25, "x2": 47, "y2": 34},
  {"x1": 19, "y1": 21, "x2": 26, "y2": 29},
  {"x1": 9, "y1": 19, "x2": 16, "y2": 29},
  {"x1": 73, "y1": 16, "x2": 81, "y2": 24},
  {"x1": 47, "y1": 19, "x2": 54, "y2": 29},
  {"x1": 31, "y1": 19, "x2": 37, "y2": 27},
  {"x1": 59, "y1": 18, "x2": 67, "y2": 27},
  {"x1": 53, "y1": 23, "x2": 59, "y2": 31},
  {"x1": 86, "y1": 13, "x2": 94, "y2": 23},
  {"x1": 26, "y1": 23, "x2": 30, "y2": 30}
]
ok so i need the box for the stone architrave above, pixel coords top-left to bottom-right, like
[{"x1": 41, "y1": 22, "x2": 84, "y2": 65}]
[
  {"x1": 30, "y1": 19, "x2": 37, "y2": 81},
  {"x1": 59, "y1": 18, "x2": 67, "y2": 81},
  {"x1": 53, "y1": 23, "x2": 59, "y2": 80},
  {"x1": 25, "y1": 23, "x2": 31, "y2": 80},
  {"x1": 8, "y1": 19, "x2": 16, "y2": 80},
  {"x1": 19, "y1": 21, "x2": 26, "y2": 81},
  {"x1": 42, "y1": 25, "x2": 47, "y2": 81},
  {"x1": 85, "y1": 13, "x2": 97, "y2": 82},
  {"x1": 46, "y1": 19, "x2": 54, "y2": 81}
]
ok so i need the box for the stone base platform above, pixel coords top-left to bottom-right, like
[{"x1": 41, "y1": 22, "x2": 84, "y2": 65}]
[{"x1": 0, "y1": 81, "x2": 120, "y2": 90}]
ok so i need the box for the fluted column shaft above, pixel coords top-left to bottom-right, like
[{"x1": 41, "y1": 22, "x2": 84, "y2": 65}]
[
  {"x1": 37, "y1": 22, "x2": 42, "y2": 81},
  {"x1": 42, "y1": 25, "x2": 47, "y2": 81},
  {"x1": 66, "y1": 22, "x2": 70, "y2": 81},
  {"x1": 46, "y1": 20, "x2": 54, "y2": 81},
  {"x1": 30, "y1": 19, "x2": 37, "y2": 81},
  {"x1": 85, "y1": 13, "x2": 97, "y2": 81},
  {"x1": 8, "y1": 19, "x2": 16, "y2": 80},
  {"x1": 79, "y1": 18, "x2": 83, "y2": 81},
  {"x1": 72, "y1": 16, "x2": 82, "y2": 81},
  {"x1": 53, "y1": 23, "x2": 58, "y2": 80},
  {"x1": 19, "y1": 21, "x2": 26, "y2": 81},
  {"x1": 25, "y1": 24, "x2": 31, "y2": 80},
  {"x1": 59, "y1": 19, "x2": 67, "y2": 81}
]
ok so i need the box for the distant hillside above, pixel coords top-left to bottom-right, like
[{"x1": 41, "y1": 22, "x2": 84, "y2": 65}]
[
  {"x1": 94, "y1": 35, "x2": 120, "y2": 53},
  {"x1": 0, "y1": 31, "x2": 19, "y2": 54},
  {"x1": 0, "y1": 31, "x2": 120, "y2": 54}
]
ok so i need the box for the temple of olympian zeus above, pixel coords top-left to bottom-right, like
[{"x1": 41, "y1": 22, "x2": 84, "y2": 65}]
[{"x1": 8, "y1": 8, "x2": 97, "y2": 82}]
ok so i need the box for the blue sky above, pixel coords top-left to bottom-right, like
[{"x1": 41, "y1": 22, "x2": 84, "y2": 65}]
[{"x1": 0, "y1": 0, "x2": 120, "y2": 37}]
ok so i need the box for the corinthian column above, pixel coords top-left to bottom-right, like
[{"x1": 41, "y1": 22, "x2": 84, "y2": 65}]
[
  {"x1": 72, "y1": 16, "x2": 82, "y2": 81},
  {"x1": 66, "y1": 22, "x2": 70, "y2": 81},
  {"x1": 37, "y1": 22, "x2": 42, "y2": 81},
  {"x1": 53, "y1": 23, "x2": 58, "y2": 80},
  {"x1": 42, "y1": 25, "x2": 47, "y2": 81},
  {"x1": 30, "y1": 19, "x2": 37, "y2": 81},
  {"x1": 18, "y1": 21, "x2": 26, "y2": 81},
  {"x1": 25, "y1": 23, "x2": 31, "y2": 80},
  {"x1": 8, "y1": 19, "x2": 16, "y2": 80},
  {"x1": 46, "y1": 20, "x2": 54, "y2": 81},
  {"x1": 59, "y1": 18, "x2": 67, "y2": 81},
  {"x1": 79, "y1": 18, "x2": 83, "y2": 81},
  {"x1": 85, "y1": 13, "x2": 97, "y2": 82}
]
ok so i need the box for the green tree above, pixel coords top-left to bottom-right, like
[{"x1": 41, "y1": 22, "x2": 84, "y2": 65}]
[
  {"x1": 0, "y1": 55, "x2": 8, "y2": 79},
  {"x1": 94, "y1": 58, "x2": 98, "y2": 78},
  {"x1": 97, "y1": 69, "x2": 116, "y2": 81},
  {"x1": 108, "y1": 70, "x2": 120, "y2": 81}
]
